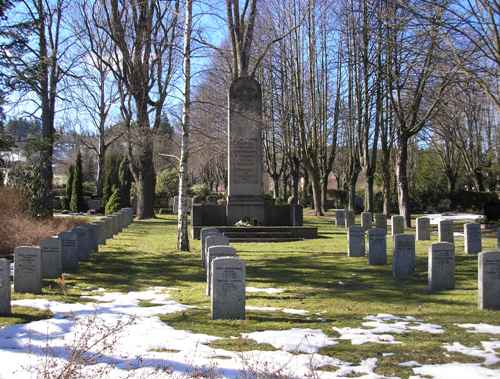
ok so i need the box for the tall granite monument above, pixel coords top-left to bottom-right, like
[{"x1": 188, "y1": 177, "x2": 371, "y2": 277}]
[{"x1": 226, "y1": 77, "x2": 265, "y2": 225}]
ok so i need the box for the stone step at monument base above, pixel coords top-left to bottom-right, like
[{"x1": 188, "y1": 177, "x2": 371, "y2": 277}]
[
  {"x1": 193, "y1": 226, "x2": 318, "y2": 241},
  {"x1": 228, "y1": 237, "x2": 303, "y2": 243}
]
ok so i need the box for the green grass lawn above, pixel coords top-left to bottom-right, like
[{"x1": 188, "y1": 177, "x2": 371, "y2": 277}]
[{"x1": 2, "y1": 213, "x2": 499, "y2": 378}]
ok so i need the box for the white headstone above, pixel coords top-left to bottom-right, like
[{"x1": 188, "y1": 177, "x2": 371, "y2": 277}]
[
  {"x1": 59, "y1": 230, "x2": 79, "y2": 272},
  {"x1": 206, "y1": 245, "x2": 237, "y2": 296},
  {"x1": 345, "y1": 210, "x2": 355, "y2": 229},
  {"x1": 478, "y1": 250, "x2": 500, "y2": 310},
  {"x1": 416, "y1": 217, "x2": 430, "y2": 241},
  {"x1": 205, "y1": 235, "x2": 230, "y2": 269},
  {"x1": 73, "y1": 226, "x2": 90, "y2": 261},
  {"x1": 464, "y1": 223, "x2": 481, "y2": 255},
  {"x1": 428, "y1": 242, "x2": 455, "y2": 292},
  {"x1": 40, "y1": 237, "x2": 62, "y2": 279},
  {"x1": 438, "y1": 220, "x2": 454, "y2": 244},
  {"x1": 392, "y1": 234, "x2": 415, "y2": 280},
  {"x1": 335, "y1": 209, "x2": 346, "y2": 227},
  {"x1": 201, "y1": 228, "x2": 222, "y2": 268},
  {"x1": 367, "y1": 228, "x2": 387, "y2": 265},
  {"x1": 211, "y1": 257, "x2": 245, "y2": 320},
  {"x1": 391, "y1": 215, "x2": 405, "y2": 236},
  {"x1": 14, "y1": 246, "x2": 42, "y2": 293},
  {"x1": 348, "y1": 226, "x2": 365, "y2": 257},
  {"x1": 0, "y1": 258, "x2": 11, "y2": 315},
  {"x1": 361, "y1": 212, "x2": 372, "y2": 231},
  {"x1": 374, "y1": 214, "x2": 387, "y2": 232}
]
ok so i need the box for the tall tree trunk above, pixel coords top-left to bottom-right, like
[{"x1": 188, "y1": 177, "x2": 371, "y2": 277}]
[
  {"x1": 348, "y1": 170, "x2": 359, "y2": 211},
  {"x1": 382, "y1": 158, "x2": 391, "y2": 216},
  {"x1": 396, "y1": 137, "x2": 411, "y2": 227},
  {"x1": 96, "y1": 140, "x2": 106, "y2": 198},
  {"x1": 177, "y1": 0, "x2": 193, "y2": 252},
  {"x1": 308, "y1": 168, "x2": 323, "y2": 216},
  {"x1": 272, "y1": 176, "x2": 280, "y2": 200},
  {"x1": 135, "y1": 143, "x2": 155, "y2": 219},
  {"x1": 321, "y1": 176, "x2": 328, "y2": 213}
]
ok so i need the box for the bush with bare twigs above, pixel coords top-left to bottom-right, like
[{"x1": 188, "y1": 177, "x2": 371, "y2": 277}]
[{"x1": 0, "y1": 187, "x2": 83, "y2": 257}]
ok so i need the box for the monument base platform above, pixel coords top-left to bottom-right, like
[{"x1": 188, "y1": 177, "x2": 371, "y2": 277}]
[
  {"x1": 191, "y1": 225, "x2": 317, "y2": 241},
  {"x1": 226, "y1": 195, "x2": 265, "y2": 225}
]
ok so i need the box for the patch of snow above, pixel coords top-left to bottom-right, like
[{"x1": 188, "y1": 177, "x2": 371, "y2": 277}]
[
  {"x1": 2, "y1": 288, "x2": 398, "y2": 379},
  {"x1": 332, "y1": 314, "x2": 444, "y2": 346},
  {"x1": 413, "y1": 363, "x2": 500, "y2": 379},
  {"x1": 456, "y1": 323, "x2": 500, "y2": 335},
  {"x1": 399, "y1": 361, "x2": 421, "y2": 367},
  {"x1": 444, "y1": 341, "x2": 500, "y2": 365},
  {"x1": 426, "y1": 213, "x2": 484, "y2": 225},
  {"x1": 332, "y1": 326, "x2": 399, "y2": 345},
  {"x1": 246, "y1": 287, "x2": 284, "y2": 294},
  {"x1": 241, "y1": 328, "x2": 337, "y2": 353},
  {"x1": 245, "y1": 306, "x2": 308, "y2": 315}
]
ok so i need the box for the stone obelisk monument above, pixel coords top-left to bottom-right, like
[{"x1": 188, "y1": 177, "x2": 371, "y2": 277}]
[{"x1": 226, "y1": 77, "x2": 265, "y2": 225}]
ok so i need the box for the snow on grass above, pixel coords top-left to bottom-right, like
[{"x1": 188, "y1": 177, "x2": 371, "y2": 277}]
[
  {"x1": 456, "y1": 323, "x2": 500, "y2": 335},
  {"x1": 413, "y1": 363, "x2": 500, "y2": 379},
  {"x1": 2, "y1": 288, "x2": 395, "y2": 379},
  {"x1": 426, "y1": 213, "x2": 484, "y2": 225},
  {"x1": 241, "y1": 328, "x2": 337, "y2": 353},
  {"x1": 246, "y1": 305, "x2": 308, "y2": 315},
  {"x1": 332, "y1": 314, "x2": 444, "y2": 345},
  {"x1": 444, "y1": 341, "x2": 500, "y2": 365},
  {"x1": 399, "y1": 361, "x2": 420, "y2": 367},
  {"x1": 245, "y1": 287, "x2": 284, "y2": 294}
]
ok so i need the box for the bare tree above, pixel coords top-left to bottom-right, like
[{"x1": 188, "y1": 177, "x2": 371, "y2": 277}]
[{"x1": 94, "y1": 0, "x2": 180, "y2": 219}]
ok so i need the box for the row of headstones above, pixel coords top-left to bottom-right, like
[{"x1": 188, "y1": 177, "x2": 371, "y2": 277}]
[
  {"x1": 200, "y1": 228, "x2": 246, "y2": 320},
  {"x1": 337, "y1": 210, "x2": 500, "y2": 253},
  {"x1": 344, "y1": 216, "x2": 500, "y2": 310},
  {"x1": 0, "y1": 208, "x2": 134, "y2": 316}
]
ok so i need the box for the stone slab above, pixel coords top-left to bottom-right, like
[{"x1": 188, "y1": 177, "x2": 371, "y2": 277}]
[
  {"x1": 14, "y1": 246, "x2": 42, "y2": 294},
  {"x1": 438, "y1": 220, "x2": 454, "y2": 244},
  {"x1": 428, "y1": 242, "x2": 455, "y2": 292},
  {"x1": 368, "y1": 228, "x2": 387, "y2": 265},
  {"x1": 392, "y1": 234, "x2": 415, "y2": 280},
  {"x1": 40, "y1": 237, "x2": 62, "y2": 279},
  {"x1": 0, "y1": 258, "x2": 11, "y2": 315},
  {"x1": 391, "y1": 215, "x2": 405, "y2": 236},
  {"x1": 348, "y1": 226, "x2": 365, "y2": 257},
  {"x1": 478, "y1": 250, "x2": 500, "y2": 310},
  {"x1": 206, "y1": 245, "x2": 237, "y2": 296},
  {"x1": 59, "y1": 230, "x2": 79, "y2": 272},
  {"x1": 211, "y1": 257, "x2": 245, "y2": 320},
  {"x1": 201, "y1": 228, "x2": 222, "y2": 268},
  {"x1": 464, "y1": 223, "x2": 481, "y2": 255},
  {"x1": 416, "y1": 217, "x2": 430, "y2": 241}
]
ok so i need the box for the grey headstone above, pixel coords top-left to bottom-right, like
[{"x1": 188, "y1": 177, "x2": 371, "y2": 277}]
[
  {"x1": 205, "y1": 235, "x2": 230, "y2": 269},
  {"x1": 14, "y1": 246, "x2": 42, "y2": 293},
  {"x1": 464, "y1": 223, "x2": 481, "y2": 255},
  {"x1": 206, "y1": 245, "x2": 237, "y2": 296},
  {"x1": 392, "y1": 234, "x2": 416, "y2": 280},
  {"x1": 59, "y1": 230, "x2": 79, "y2": 272},
  {"x1": 438, "y1": 220, "x2": 454, "y2": 244},
  {"x1": 335, "y1": 209, "x2": 346, "y2": 227},
  {"x1": 345, "y1": 210, "x2": 355, "y2": 229},
  {"x1": 391, "y1": 215, "x2": 405, "y2": 236},
  {"x1": 103, "y1": 217, "x2": 113, "y2": 239},
  {"x1": 374, "y1": 214, "x2": 387, "y2": 232},
  {"x1": 201, "y1": 228, "x2": 222, "y2": 268},
  {"x1": 40, "y1": 237, "x2": 62, "y2": 279},
  {"x1": 81, "y1": 223, "x2": 98, "y2": 253},
  {"x1": 416, "y1": 217, "x2": 430, "y2": 241},
  {"x1": 428, "y1": 242, "x2": 455, "y2": 292},
  {"x1": 348, "y1": 226, "x2": 365, "y2": 257},
  {"x1": 367, "y1": 228, "x2": 387, "y2": 265},
  {"x1": 0, "y1": 258, "x2": 11, "y2": 315},
  {"x1": 361, "y1": 212, "x2": 372, "y2": 231},
  {"x1": 478, "y1": 250, "x2": 500, "y2": 310},
  {"x1": 211, "y1": 257, "x2": 245, "y2": 320},
  {"x1": 73, "y1": 226, "x2": 91, "y2": 261},
  {"x1": 91, "y1": 221, "x2": 106, "y2": 245}
]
